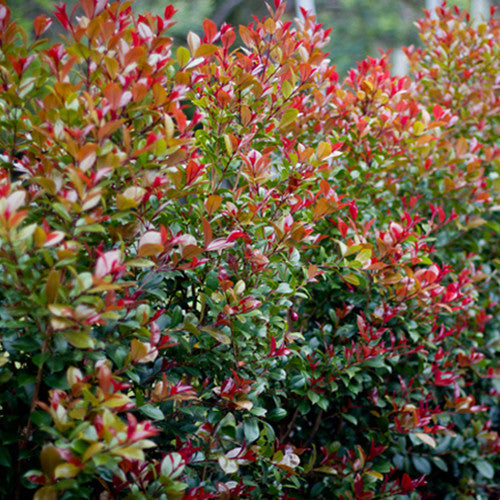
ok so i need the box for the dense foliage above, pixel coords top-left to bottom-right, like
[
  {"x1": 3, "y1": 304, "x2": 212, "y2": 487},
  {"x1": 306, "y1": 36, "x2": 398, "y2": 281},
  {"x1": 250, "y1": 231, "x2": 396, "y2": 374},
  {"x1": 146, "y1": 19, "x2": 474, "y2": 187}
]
[
  {"x1": 9, "y1": 0, "x2": 478, "y2": 77},
  {"x1": 0, "y1": 0, "x2": 498, "y2": 498}
]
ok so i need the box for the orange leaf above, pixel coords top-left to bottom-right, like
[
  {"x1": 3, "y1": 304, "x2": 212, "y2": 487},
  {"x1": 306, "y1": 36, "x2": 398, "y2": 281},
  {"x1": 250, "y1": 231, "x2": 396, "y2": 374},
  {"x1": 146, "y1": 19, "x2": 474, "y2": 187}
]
[{"x1": 205, "y1": 194, "x2": 222, "y2": 216}]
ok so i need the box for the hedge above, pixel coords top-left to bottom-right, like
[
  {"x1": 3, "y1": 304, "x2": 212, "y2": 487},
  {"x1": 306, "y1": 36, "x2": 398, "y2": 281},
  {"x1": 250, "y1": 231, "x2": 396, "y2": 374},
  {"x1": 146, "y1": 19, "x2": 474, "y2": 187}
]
[{"x1": 0, "y1": 1, "x2": 498, "y2": 498}]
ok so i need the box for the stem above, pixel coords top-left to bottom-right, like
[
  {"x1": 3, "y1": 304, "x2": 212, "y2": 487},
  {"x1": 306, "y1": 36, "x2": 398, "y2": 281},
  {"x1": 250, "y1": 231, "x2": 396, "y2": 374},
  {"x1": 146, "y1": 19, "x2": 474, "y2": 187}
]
[
  {"x1": 305, "y1": 409, "x2": 324, "y2": 446},
  {"x1": 280, "y1": 406, "x2": 300, "y2": 442},
  {"x1": 21, "y1": 323, "x2": 53, "y2": 445}
]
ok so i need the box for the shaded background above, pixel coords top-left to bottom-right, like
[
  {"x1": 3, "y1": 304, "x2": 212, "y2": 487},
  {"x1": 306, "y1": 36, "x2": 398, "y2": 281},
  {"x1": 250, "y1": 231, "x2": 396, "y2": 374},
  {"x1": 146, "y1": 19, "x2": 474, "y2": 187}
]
[{"x1": 9, "y1": 0, "x2": 499, "y2": 75}]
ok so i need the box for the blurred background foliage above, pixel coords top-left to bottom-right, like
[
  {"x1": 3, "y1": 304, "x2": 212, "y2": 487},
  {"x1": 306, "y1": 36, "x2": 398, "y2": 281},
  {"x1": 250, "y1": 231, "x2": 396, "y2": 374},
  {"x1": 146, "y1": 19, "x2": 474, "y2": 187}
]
[{"x1": 9, "y1": 0, "x2": 499, "y2": 75}]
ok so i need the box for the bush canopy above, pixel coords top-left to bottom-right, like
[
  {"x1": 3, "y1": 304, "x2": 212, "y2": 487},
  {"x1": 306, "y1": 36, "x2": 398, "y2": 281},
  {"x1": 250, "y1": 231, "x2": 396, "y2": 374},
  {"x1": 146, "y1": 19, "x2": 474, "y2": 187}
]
[{"x1": 0, "y1": 0, "x2": 498, "y2": 498}]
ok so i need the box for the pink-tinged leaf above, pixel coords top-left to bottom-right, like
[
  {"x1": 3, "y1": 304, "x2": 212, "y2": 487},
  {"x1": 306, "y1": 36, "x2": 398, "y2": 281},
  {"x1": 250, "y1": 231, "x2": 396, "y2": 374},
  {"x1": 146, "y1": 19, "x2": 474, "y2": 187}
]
[
  {"x1": 43, "y1": 231, "x2": 65, "y2": 247},
  {"x1": 79, "y1": 151, "x2": 96, "y2": 172},
  {"x1": 269, "y1": 337, "x2": 290, "y2": 357},
  {"x1": 433, "y1": 369, "x2": 459, "y2": 387},
  {"x1": 8, "y1": 55, "x2": 36, "y2": 77},
  {"x1": 138, "y1": 231, "x2": 164, "y2": 257},
  {"x1": 414, "y1": 432, "x2": 436, "y2": 448},
  {"x1": 400, "y1": 473, "x2": 414, "y2": 493},
  {"x1": 119, "y1": 90, "x2": 132, "y2": 108},
  {"x1": 138, "y1": 22, "x2": 153, "y2": 40},
  {"x1": 206, "y1": 238, "x2": 235, "y2": 252},
  {"x1": 5, "y1": 190, "x2": 26, "y2": 214},
  {"x1": 94, "y1": 0, "x2": 108, "y2": 16},
  {"x1": 25, "y1": 471, "x2": 46, "y2": 485},
  {"x1": 238, "y1": 297, "x2": 262, "y2": 313},
  {"x1": 95, "y1": 250, "x2": 122, "y2": 278},
  {"x1": 0, "y1": 5, "x2": 9, "y2": 25}
]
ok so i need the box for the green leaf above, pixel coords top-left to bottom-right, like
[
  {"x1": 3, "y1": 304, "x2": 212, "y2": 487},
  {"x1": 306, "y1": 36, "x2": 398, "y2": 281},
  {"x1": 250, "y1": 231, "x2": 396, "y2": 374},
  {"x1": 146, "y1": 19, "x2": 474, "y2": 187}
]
[
  {"x1": 276, "y1": 282, "x2": 293, "y2": 294},
  {"x1": 0, "y1": 447, "x2": 11, "y2": 467},
  {"x1": 317, "y1": 397, "x2": 329, "y2": 411},
  {"x1": 250, "y1": 406, "x2": 267, "y2": 417},
  {"x1": 218, "y1": 455, "x2": 238, "y2": 474},
  {"x1": 412, "y1": 456, "x2": 431, "y2": 475},
  {"x1": 289, "y1": 374, "x2": 307, "y2": 390},
  {"x1": 432, "y1": 456, "x2": 448, "y2": 472},
  {"x1": 474, "y1": 459, "x2": 494, "y2": 479},
  {"x1": 243, "y1": 418, "x2": 260, "y2": 444},
  {"x1": 140, "y1": 404, "x2": 164, "y2": 421},
  {"x1": 267, "y1": 408, "x2": 287, "y2": 421},
  {"x1": 307, "y1": 389, "x2": 320, "y2": 405},
  {"x1": 343, "y1": 413, "x2": 358, "y2": 425},
  {"x1": 161, "y1": 452, "x2": 185, "y2": 479}
]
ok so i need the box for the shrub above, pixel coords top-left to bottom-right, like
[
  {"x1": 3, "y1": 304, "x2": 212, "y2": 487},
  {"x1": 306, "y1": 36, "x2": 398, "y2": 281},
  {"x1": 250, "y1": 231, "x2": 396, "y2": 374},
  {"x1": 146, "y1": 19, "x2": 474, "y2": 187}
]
[{"x1": 0, "y1": 1, "x2": 498, "y2": 498}]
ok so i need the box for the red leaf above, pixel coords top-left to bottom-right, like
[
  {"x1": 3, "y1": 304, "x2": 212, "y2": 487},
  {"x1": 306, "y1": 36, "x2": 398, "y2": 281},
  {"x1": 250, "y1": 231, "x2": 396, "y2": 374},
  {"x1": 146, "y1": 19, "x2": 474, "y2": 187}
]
[
  {"x1": 227, "y1": 230, "x2": 249, "y2": 243},
  {"x1": 221, "y1": 28, "x2": 236, "y2": 50},
  {"x1": 34, "y1": 15, "x2": 53, "y2": 38},
  {"x1": 164, "y1": 5, "x2": 177, "y2": 19},
  {"x1": 203, "y1": 19, "x2": 218, "y2": 43},
  {"x1": 104, "y1": 82, "x2": 122, "y2": 110},
  {"x1": 432, "y1": 104, "x2": 443, "y2": 120},
  {"x1": 348, "y1": 201, "x2": 358, "y2": 220},
  {"x1": 338, "y1": 219, "x2": 348, "y2": 238},
  {"x1": 54, "y1": 4, "x2": 70, "y2": 31},
  {"x1": 401, "y1": 473, "x2": 414, "y2": 493}
]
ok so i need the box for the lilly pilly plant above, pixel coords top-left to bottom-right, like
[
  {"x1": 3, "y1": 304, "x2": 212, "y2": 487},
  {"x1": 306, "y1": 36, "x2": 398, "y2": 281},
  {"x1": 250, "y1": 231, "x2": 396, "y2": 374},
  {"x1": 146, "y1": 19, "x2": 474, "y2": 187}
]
[{"x1": 0, "y1": 0, "x2": 498, "y2": 498}]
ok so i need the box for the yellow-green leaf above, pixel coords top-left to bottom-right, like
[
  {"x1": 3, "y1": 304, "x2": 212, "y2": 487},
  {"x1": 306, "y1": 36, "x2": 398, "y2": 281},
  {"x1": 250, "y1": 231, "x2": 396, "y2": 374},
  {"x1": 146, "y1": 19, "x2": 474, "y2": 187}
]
[
  {"x1": 130, "y1": 339, "x2": 148, "y2": 362},
  {"x1": 54, "y1": 462, "x2": 80, "y2": 479},
  {"x1": 45, "y1": 269, "x2": 61, "y2": 303},
  {"x1": 40, "y1": 444, "x2": 63, "y2": 477},
  {"x1": 413, "y1": 121, "x2": 424, "y2": 135},
  {"x1": 34, "y1": 486, "x2": 58, "y2": 500},
  {"x1": 414, "y1": 432, "x2": 436, "y2": 448},
  {"x1": 82, "y1": 442, "x2": 104, "y2": 462},
  {"x1": 176, "y1": 46, "x2": 190, "y2": 67},
  {"x1": 112, "y1": 445, "x2": 145, "y2": 461},
  {"x1": 200, "y1": 326, "x2": 231, "y2": 345},
  {"x1": 344, "y1": 273, "x2": 360, "y2": 286},
  {"x1": 356, "y1": 248, "x2": 372, "y2": 264},
  {"x1": 116, "y1": 194, "x2": 138, "y2": 210},
  {"x1": 64, "y1": 331, "x2": 95, "y2": 349},
  {"x1": 279, "y1": 108, "x2": 299, "y2": 129},
  {"x1": 365, "y1": 470, "x2": 383, "y2": 480}
]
